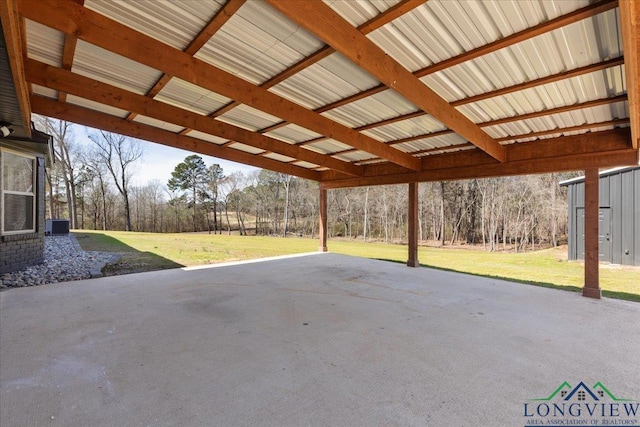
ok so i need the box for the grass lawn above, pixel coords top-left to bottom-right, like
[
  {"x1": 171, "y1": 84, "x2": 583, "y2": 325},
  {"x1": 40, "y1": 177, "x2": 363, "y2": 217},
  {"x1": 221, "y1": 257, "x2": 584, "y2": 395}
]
[{"x1": 73, "y1": 230, "x2": 640, "y2": 302}]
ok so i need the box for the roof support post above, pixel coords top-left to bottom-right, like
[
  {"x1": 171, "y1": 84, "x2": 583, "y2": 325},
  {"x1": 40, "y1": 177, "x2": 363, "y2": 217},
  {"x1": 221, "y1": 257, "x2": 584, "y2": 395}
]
[
  {"x1": 319, "y1": 188, "x2": 328, "y2": 253},
  {"x1": 407, "y1": 182, "x2": 419, "y2": 267},
  {"x1": 583, "y1": 168, "x2": 601, "y2": 299}
]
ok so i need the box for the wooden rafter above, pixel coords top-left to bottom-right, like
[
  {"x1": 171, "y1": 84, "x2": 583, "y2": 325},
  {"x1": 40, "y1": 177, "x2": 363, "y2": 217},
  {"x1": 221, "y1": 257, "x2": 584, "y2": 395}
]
[
  {"x1": 126, "y1": 0, "x2": 245, "y2": 121},
  {"x1": 619, "y1": 0, "x2": 640, "y2": 149},
  {"x1": 494, "y1": 119, "x2": 630, "y2": 143},
  {"x1": 57, "y1": 0, "x2": 83, "y2": 103},
  {"x1": 309, "y1": 92, "x2": 629, "y2": 162},
  {"x1": 267, "y1": 0, "x2": 506, "y2": 163},
  {"x1": 483, "y1": 95, "x2": 628, "y2": 127},
  {"x1": 315, "y1": 1, "x2": 619, "y2": 115},
  {"x1": 25, "y1": 59, "x2": 362, "y2": 177},
  {"x1": 0, "y1": 0, "x2": 30, "y2": 136},
  {"x1": 321, "y1": 129, "x2": 636, "y2": 188},
  {"x1": 31, "y1": 95, "x2": 323, "y2": 181},
  {"x1": 58, "y1": 37, "x2": 77, "y2": 103},
  {"x1": 18, "y1": 0, "x2": 421, "y2": 171}
]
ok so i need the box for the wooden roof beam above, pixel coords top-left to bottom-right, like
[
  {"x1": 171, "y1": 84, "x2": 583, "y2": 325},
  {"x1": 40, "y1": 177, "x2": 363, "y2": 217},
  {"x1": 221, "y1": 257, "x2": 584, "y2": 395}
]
[
  {"x1": 25, "y1": 59, "x2": 363, "y2": 177},
  {"x1": 0, "y1": 0, "x2": 31, "y2": 136},
  {"x1": 126, "y1": 0, "x2": 245, "y2": 122},
  {"x1": 321, "y1": 129, "x2": 636, "y2": 188},
  {"x1": 266, "y1": 0, "x2": 506, "y2": 163},
  {"x1": 19, "y1": 0, "x2": 420, "y2": 171},
  {"x1": 620, "y1": 0, "x2": 640, "y2": 149},
  {"x1": 31, "y1": 95, "x2": 323, "y2": 181}
]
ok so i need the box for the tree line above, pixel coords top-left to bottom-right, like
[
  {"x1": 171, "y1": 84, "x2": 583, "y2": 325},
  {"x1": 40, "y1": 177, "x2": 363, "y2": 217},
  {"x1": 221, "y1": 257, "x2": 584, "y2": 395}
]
[{"x1": 42, "y1": 117, "x2": 579, "y2": 251}]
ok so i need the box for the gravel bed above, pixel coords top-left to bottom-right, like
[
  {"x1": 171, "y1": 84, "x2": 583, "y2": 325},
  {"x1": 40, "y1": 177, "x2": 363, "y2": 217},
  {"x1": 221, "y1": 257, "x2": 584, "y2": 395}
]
[{"x1": 0, "y1": 234, "x2": 119, "y2": 289}]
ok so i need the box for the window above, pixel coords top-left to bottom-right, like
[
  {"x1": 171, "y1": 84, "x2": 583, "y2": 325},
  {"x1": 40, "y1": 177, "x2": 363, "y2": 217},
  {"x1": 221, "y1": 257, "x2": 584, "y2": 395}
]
[{"x1": 1, "y1": 150, "x2": 36, "y2": 234}]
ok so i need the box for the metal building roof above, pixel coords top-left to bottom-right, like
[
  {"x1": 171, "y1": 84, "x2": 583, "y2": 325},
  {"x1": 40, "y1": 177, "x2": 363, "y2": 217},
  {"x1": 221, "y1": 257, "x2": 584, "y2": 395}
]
[
  {"x1": 558, "y1": 165, "x2": 640, "y2": 185},
  {"x1": 1, "y1": 0, "x2": 638, "y2": 188}
]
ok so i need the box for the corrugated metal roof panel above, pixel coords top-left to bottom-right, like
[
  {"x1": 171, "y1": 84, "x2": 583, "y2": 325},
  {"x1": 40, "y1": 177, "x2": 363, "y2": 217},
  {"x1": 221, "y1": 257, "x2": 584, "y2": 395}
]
[
  {"x1": 416, "y1": 144, "x2": 475, "y2": 157},
  {"x1": 133, "y1": 115, "x2": 185, "y2": 133},
  {"x1": 185, "y1": 130, "x2": 228, "y2": 145},
  {"x1": 457, "y1": 65, "x2": 627, "y2": 124},
  {"x1": 356, "y1": 158, "x2": 388, "y2": 166},
  {"x1": 31, "y1": 84, "x2": 58, "y2": 100},
  {"x1": 393, "y1": 139, "x2": 438, "y2": 153},
  {"x1": 25, "y1": 19, "x2": 64, "y2": 67},
  {"x1": 264, "y1": 124, "x2": 322, "y2": 144},
  {"x1": 368, "y1": 0, "x2": 590, "y2": 72},
  {"x1": 424, "y1": 15, "x2": 622, "y2": 106},
  {"x1": 394, "y1": 132, "x2": 468, "y2": 153},
  {"x1": 270, "y1": 52, "x2": 380, "y2": 110},
  {"x1": 333, "y1": 150, "x2": 377, "y2": 162},
  {"x1": 292, "y1": 160, "x2": 319, "y2": 169},
  {"x1": 324, "y1": 89, "x2": 417, "y2": 129},
  {"x1": 304, "y1": 139, "x2": 352, "y2": 155},
  {"x1": 484, "y1": 100, "x2": 629, "y2": 140},
  {"x1": 362, "y1": 114, "x2": 446, "y2": 141},
  {"x1": 322, "y1": 90, "x2": 417, "y2": 127},
  {"x1": 498, "y1": 123, "x2": 630, "y2": 145},
  {"x1": 228, "y1": 142, "x2": 265, "y2": 155},
  {"x1": 72, "y1": 40, "x2": 163, "y2": 95},
  {"x1": 216, "y1": 104, "x2": 282, "y2": 132},
  {"x1": 195, "y1": 1, "x2": 324, "y2": 85},
  {"x1": 324, "y1": 0, "x2": 401, "y2": 27},
  {"x1": 262, "y1": 152, "x2": 295, "y2": 163},
  {"x1": 366, "y1": 4, "x2": 439, "y2": 73},
  {"x1": 413, "y1": 6, "x2": 622, "y2": 117},
  {"x1": 66, "y1": 94, "x2": 130, "y2": 119},
  {"x1": 154, "y1": 77, "x2": 231, "y2": 115},
  {"x1": 84, "y1": 0, "x2": 224, "y2": 50}
]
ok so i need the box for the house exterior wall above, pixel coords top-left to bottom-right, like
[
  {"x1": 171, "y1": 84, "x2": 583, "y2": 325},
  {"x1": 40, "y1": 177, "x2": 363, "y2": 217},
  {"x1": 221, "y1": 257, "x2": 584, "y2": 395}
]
[
  {"x1": 564, "y1": 167, "x2": 639, "y2": 266},
  {"x1": 0, "y1": 148, "x2": 46, "y2": 274}
]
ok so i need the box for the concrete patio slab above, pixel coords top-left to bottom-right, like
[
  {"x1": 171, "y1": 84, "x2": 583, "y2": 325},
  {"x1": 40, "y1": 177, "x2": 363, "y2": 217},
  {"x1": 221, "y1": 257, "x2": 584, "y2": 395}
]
[{"x1": 1, "y1": 253, "x2": 639, "y2": 426}]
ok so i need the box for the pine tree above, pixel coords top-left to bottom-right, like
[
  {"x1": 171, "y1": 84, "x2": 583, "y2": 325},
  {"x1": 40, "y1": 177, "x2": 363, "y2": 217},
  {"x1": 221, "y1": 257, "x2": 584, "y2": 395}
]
[{"x1": 168, "y1": 155, "x2": 208, "y2": 232}]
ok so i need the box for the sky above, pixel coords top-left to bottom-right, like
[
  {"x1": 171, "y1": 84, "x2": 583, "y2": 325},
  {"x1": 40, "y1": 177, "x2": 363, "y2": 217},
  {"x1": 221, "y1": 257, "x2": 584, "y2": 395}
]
[{"x1": 74, "y1": 123, "x2": 259, "y2": 187}]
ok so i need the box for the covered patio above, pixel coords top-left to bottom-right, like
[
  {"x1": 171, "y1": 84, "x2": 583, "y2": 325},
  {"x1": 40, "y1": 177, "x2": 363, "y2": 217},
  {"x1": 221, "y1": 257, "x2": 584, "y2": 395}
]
[
  {"x1": 1, "y1": 0, "x2": 639, "y2": 295},
  {"x1": 1, "y1": 1, "x2": 640, "y2": 424},
  {"x1": 2, "y1": 253, "x2": 638, "y2": 425}
]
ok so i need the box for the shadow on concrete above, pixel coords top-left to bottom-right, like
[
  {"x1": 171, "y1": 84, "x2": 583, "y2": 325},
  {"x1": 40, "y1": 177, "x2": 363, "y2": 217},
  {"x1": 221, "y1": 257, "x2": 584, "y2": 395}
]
[
  {"x1": 73, "y1": 231, "x2": 183, "y2": 276},
  {"x1": 373, "y1": 257, "x2": 640, "y2": 303}
]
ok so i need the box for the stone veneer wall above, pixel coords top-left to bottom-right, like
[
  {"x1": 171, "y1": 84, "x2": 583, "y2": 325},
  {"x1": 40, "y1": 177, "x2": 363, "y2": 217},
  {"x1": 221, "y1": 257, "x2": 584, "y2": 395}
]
[{"x1": 0, "y1": 154, "x2": 46, "y2": 274}]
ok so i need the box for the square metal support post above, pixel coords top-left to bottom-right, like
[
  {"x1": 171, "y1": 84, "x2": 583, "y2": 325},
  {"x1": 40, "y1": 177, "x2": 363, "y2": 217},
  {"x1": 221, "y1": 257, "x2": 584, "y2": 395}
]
[
  {"x1": 319, "y1": 187, "x2": 328, "y2": 252},
  {"x1": 583, "y1": 168, "x2": 601, "y2": 299},
  {"x1": 407, "y1": 182, "x2": 419, "y2": 267}
]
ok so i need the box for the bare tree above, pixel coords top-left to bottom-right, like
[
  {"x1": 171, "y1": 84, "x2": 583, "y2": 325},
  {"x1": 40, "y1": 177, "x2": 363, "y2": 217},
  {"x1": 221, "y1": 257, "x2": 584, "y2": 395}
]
[
  {"x1": 36, "y1": 117, "x2": 81, "y2": 227},
  {"x1": 89, "y1": 131, "x2": 142, "y2": 231}
]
